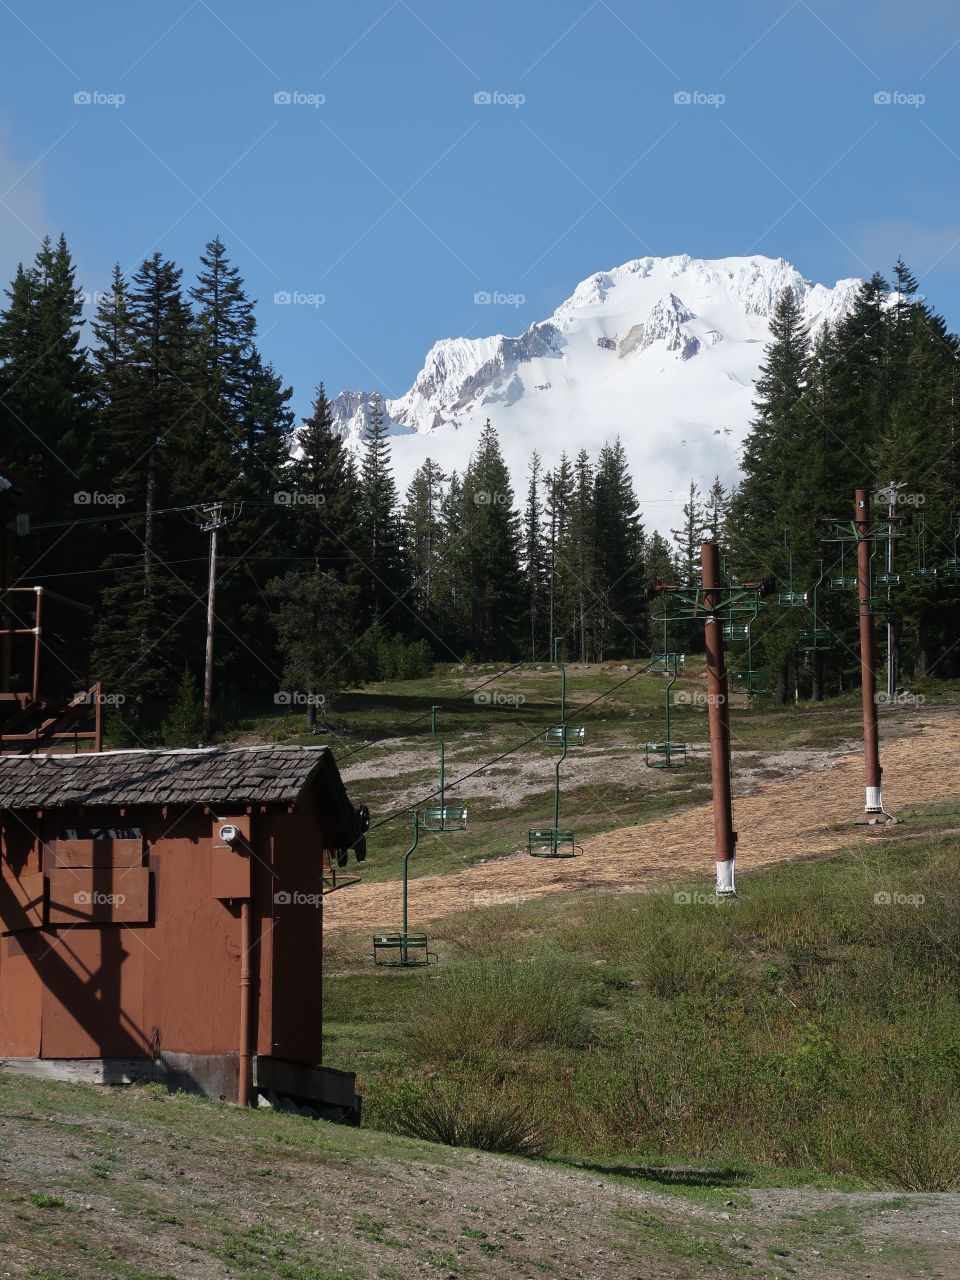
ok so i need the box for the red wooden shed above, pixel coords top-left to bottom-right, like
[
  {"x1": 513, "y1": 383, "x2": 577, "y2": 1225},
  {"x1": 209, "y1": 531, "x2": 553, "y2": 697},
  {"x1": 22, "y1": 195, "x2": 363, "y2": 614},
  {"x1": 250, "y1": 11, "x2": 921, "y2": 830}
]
[{"x1": 0, "y1": 744, "x2": 367, "y2": 1118}]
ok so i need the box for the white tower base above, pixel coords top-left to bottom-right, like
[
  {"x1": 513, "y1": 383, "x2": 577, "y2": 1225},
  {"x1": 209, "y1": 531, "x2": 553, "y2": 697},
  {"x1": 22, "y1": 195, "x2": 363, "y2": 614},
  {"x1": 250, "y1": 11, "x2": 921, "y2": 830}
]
[{"x1": 716, "y1": 857, "x2": 736, "y2": 896}]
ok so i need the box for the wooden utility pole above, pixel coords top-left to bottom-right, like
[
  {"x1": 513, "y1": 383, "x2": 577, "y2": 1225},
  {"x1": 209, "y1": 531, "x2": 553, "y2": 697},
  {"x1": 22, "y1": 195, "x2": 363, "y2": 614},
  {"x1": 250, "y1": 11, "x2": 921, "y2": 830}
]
[
  {"x1": 701, "y1": 542, "x2": 737, "y2": 894},
  {"x1": 196, "y1": 502, "x2": 241, "y2": 743},
  {"x1": 885, "y1": 482, "x2": 899, "y2": 700},
  {"x1": 855, "y1": 489, "x2": 890, "y2": 822}
]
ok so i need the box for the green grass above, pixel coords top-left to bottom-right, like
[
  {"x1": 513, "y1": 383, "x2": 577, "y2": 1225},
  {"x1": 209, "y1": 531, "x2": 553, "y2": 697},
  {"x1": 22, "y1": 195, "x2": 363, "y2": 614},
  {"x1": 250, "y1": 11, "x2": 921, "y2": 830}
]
[
  {"x1": 325, "y1": 834, "x2": 960, "y2": 1189},
  {"x1": 0, "y1": 1053, "x2": 950, "y2": 1278}
]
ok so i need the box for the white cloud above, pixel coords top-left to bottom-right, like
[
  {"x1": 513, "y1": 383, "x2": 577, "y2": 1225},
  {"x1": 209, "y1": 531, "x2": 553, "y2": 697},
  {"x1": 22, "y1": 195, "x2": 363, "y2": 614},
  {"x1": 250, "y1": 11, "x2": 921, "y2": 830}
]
[{"x1": 0, "y1": 124, "x2": 53, "y2": 283}]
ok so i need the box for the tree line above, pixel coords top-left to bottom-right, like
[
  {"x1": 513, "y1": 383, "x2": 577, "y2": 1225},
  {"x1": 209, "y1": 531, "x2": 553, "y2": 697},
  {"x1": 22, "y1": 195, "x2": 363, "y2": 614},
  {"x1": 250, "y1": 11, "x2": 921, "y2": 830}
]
[
  {"x1": 3, "y1": 235, "x2": 956, "y2": 738},
  {"x1": 0, "y1": 234, "x2": 692, "y2": 742},
  {"x1": 718, "y1": 258, "x2": 960, "y2": 701}
]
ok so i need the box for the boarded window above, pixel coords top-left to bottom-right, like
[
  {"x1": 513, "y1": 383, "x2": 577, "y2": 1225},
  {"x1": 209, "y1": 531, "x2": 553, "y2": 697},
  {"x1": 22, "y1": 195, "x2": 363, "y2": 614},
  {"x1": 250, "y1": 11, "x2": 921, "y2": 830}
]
[
  {"x1": 47, "y1": 832, "x2": 145, "y2": 871},
  {"x1": 47, "y1": 867, "x2": 151, "y2": 926}
]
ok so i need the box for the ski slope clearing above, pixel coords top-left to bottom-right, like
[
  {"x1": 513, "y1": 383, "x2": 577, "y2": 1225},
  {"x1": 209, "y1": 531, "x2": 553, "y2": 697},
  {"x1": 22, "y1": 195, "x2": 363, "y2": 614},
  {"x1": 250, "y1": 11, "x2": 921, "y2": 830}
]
[{"x1": 326, "y1": 706, "x2": 960, "y2": 932}]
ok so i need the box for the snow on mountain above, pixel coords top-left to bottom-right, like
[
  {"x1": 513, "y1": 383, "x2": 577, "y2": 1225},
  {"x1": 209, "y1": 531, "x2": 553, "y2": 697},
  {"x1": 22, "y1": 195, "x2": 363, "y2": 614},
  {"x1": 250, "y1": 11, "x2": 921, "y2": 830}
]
[{"x1": 328, "y1": 254, "x2": 862, "y2": 531}]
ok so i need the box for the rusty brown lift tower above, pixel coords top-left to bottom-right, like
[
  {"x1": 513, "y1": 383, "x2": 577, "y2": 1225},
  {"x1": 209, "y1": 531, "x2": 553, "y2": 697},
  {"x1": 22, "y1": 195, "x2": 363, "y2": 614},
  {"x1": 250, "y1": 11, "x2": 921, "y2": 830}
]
[{"x1": 649, "y1": 543, "x2": 764, "y2": 895}]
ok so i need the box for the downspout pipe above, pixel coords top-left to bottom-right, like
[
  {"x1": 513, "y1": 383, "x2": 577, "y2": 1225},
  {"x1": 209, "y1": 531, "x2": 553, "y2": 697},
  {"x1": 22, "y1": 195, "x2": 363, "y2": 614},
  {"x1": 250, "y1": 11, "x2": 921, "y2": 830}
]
[{"x1": 239, "y1": 897, "x2": 253, "y2": 1106}]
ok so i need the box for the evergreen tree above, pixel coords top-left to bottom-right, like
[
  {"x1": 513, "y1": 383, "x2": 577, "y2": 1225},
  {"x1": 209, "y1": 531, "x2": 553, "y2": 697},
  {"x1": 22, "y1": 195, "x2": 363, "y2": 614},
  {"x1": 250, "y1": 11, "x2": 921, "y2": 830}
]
[
  {"x1": 290, "y1": 381, "x2": 358, "y2": 570},
  {"x1": 522, "y1": 451, "x2": 548, "y2": 659},
  {"x1": 187, "y1": 235, "x2": 257, "y2": 494},
  {"x1": 544, "y1": 454, "x2": 573, "y2": 655},
  {"x1": 644, "y1": 529, "x2": 675, "y2": 651},
  {"x1": 593, "y1": 439, "x2": 644, "y2": 657},
  {"x1": 402, "y1": 457, "x2": 446, "y2": 625},
  {"x1": 433, "y1": 470, "x2": 471, "y2": 655},
  {"x1": 355, "y1": 394, "x2": 404, "y2": 624},
  {"x1": 161, "y1": 664, "x2": 204, "y2": 746},
  {"x1": 90, "y1": 253, "x2": 197, "y2": 714},
  {"x1": 671, "y1": 480, "x2": 705, "y2": 587},
  {"x1": 0, "y1": 235, "x2": 95, "y2": 565},
  {"x1": 729, "y1": 287, "x2": 810, "y2": 558},
  {"x1": 704, "y1": 477, "x2": 728, "y2": 544},
  {"x1": 566, "y1": 450, "x2": 595, "y2": 660},
  {"x1": 461, "y1": 420, "x2": 523, "y2": 657},
  {"x1": 267, "y1": 568, "x2": 361, "y2": 726}
]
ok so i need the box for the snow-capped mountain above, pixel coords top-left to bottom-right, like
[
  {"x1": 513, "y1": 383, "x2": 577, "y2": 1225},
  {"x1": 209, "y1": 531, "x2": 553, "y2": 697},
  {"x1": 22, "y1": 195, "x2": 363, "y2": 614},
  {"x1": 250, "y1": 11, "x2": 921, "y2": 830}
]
[{"x1": 328, "y1": 254, "x2": 861, "y2": 530}]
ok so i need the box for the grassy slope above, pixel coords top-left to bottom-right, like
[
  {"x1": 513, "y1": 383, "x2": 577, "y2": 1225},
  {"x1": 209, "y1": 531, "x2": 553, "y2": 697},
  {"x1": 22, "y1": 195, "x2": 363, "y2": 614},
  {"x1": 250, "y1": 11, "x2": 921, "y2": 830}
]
[
  {"x1": 0, "y1": 1072, "x2": 948, "y2": 1280},
  {"x1": 323, "y1": 829, "x2": 960, "y2": 1192}
]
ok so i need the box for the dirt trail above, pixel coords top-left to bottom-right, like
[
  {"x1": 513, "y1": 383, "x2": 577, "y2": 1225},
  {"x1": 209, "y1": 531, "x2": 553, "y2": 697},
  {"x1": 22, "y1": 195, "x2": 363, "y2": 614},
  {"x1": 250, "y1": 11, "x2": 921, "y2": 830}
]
[{"x1": 326, "y1": 710, "x2": 960, "y2": 932}]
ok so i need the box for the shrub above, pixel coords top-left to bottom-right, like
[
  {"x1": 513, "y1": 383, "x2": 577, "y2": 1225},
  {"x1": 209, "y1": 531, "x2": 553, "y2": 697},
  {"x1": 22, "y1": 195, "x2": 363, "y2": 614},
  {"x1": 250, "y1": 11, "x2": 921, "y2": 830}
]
[
  {"x1": 402, "y1": 956, "x2": 584, "y2": 1064},
  {"x1": 358, "y1": 629, "x2": 434, "y2": 682},
  {"x1": 378, "y1": 1074, "x2": 545, "y2": 1157}
]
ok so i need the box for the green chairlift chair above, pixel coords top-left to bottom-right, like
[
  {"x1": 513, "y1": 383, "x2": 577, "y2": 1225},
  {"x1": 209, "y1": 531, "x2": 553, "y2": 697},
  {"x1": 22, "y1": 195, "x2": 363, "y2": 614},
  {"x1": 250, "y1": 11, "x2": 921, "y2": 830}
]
[
  {"x1": 910, "y1": 514, "x2": 938, "y2": 583},
  {"x1": 829, "y1": 543, "x2": 858, "y2": 592},
  {"x1": 797, "y1": 561, "x2": 835, "y2": 651},
  {"x1": 944, "y1": 514, "x2": 960, "y2": 583},
  {"x1": 529, "y1": 641, "x2": 584, "y2": 858},
  {"x1": 778, "y1": 530, "x2": 807, "y2": 607},
  {"x1": 645, "y1": 649, "x2": 686, "y2": 769},
  {"x1": 372, "y1": 811, "x2": 438, "y2": 967},
  {"x1": 421, "y1": 705, "x2": 467, "y2": 832}
]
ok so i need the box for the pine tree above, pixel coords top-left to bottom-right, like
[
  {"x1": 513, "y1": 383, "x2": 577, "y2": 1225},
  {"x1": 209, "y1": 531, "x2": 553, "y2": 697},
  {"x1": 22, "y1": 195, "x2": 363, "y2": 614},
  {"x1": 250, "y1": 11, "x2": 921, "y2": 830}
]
[
  {"x1": 403, "y1": 457, "x2": 446, "y2": 627},
  {"x1": 187, "y1": 236, "x2": 257, "y2": 494},
  {"x1": 704, "y1": 477, "x2": 728, "y2": 543},
  {"x1": 522, "y1": 451, "x2": 548, "y2": 659},
  {"x1": 729, "y1": 287, "x2": 810, "y2": 558},
  {"x1": 355, "y1": 394, "x2": 404, "y2": 624},
  {"x1": 90, "y1": 252, "x2": 196, "y2": 714},
  {"x1": 644, "y1": 530, "x2": 675, "y2": 651},
  {"x1": 461, "y1": 420, "x2": 523, "y2": 657},
  {"x1": 593, "y1": 439, "x2": 644, "y2": 657},
  {"x1": 161, "y1": 664, "x2": 204, "y2": 746},
  {"x1": 267, "y1": 568, "x2": 361, "y2": 726},
  {"x1": 671, "y1": 480, "x2": 705, "y2": 587},
  {"x1": 290, "y1": 381, "x2": 357, "y2": 570},
  {"x1": 544, "y1": 454, "x2": 573, "y2": 655},
  {"x1": 433, "y1": 470, "x2": 471, "y2": 655},
  {"x1": 566, "y1": 450, "x2": 595, "y2": 660},
  {"x1": 0, "y1": 235, "x2": 95, "y2": 546}
]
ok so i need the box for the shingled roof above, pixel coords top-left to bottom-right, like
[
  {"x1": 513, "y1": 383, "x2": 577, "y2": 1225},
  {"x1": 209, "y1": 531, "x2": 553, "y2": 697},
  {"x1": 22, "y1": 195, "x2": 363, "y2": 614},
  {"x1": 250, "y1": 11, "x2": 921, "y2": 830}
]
[{"x1": 0, "y1": 745, "x2": 345, "y2": 811}]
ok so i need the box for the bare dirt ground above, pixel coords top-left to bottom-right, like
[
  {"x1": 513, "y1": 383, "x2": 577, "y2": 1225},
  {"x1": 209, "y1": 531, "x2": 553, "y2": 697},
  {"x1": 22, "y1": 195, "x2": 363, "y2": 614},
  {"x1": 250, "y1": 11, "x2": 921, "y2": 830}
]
[
  {"x1": 1, "y1": 1074, "x2": 959, "y2": 1280},
  {"x1": 327, "y1": 709, "x2": 960, "y2": 932}
]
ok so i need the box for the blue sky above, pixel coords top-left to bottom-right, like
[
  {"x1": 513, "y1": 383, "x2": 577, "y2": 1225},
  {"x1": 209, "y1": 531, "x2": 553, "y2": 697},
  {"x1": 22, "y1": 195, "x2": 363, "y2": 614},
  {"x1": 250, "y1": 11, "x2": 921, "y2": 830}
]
[{"x1": 2, "y1": 0, "x2": 959, "y2": 419}]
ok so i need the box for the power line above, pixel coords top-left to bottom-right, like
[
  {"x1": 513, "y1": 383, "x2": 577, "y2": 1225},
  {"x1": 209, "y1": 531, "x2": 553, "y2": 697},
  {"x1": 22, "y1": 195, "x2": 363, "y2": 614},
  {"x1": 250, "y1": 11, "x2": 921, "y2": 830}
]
[{"x1": 367, "y1": 656, "x2": 661, "y2": 833}]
